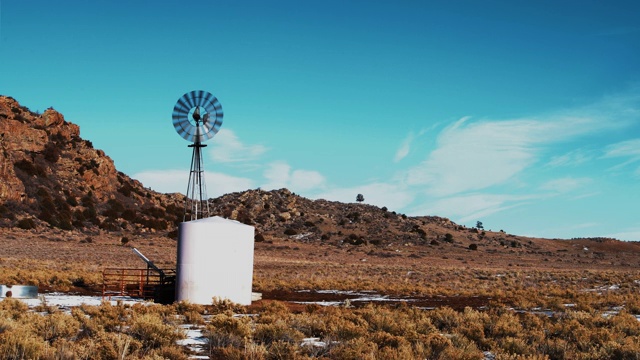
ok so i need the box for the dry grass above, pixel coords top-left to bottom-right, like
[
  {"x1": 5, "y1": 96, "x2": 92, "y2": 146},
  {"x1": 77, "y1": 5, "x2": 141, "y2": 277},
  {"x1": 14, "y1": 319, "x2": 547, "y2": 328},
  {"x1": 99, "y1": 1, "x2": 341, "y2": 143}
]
[{"x1": 1, "y1": 227, "x2": 640, "y2": 358}]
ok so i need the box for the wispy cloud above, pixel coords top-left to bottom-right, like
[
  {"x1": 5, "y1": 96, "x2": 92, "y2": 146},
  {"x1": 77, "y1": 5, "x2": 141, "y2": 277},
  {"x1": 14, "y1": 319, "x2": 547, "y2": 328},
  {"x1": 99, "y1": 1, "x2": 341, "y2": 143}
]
[
  {"x1": 602, "y1": 138, "x2": 640, "y2": 175},
  {"x1": 396, "y1": 92, "x2": 640, "y2": 224},
  {"x1": 608, "y1": 229, "x2": 640, "y2": 242},
  {"x1": 262, "y1": 161, "x2": 326, "y2": 192},
  {"x1": 209, "y1": 129, "x2": 268, "y2": 163},
  {"x1": 132, "y1": 169, "x2": 254, "y2": 197},
  {"x1": 404, "y1": 94, "x2": 637, "y2": 198},
  {"x1": 407, "y1": 193, "x2": 535, "y2": 223},
  {"x1": 539, "y1": 177, "x2": 591, "y2": 193},
  {"x1": 393, "y1": 132, "x2": 414, "y2": 162},
  {"x1": 547, "y1": 149, "x2": 594, "y2": 167},
  {"x1": 603, "y1": 139, "x2": 640, "y2": 158}
]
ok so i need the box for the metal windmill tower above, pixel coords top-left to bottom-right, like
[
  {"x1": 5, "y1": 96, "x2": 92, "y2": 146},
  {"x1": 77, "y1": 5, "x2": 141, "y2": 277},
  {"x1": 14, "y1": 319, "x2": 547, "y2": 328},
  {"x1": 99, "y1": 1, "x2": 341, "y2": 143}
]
[{"x1": 172, "y1": 91, "x2": 223, "y2": 221}]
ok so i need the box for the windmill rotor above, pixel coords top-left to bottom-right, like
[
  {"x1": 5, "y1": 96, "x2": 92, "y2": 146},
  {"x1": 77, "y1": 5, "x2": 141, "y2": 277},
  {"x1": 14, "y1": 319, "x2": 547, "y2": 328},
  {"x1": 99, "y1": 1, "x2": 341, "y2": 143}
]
[{"x1": 172, "y1": 90, "x2": 223, "y2": 143}]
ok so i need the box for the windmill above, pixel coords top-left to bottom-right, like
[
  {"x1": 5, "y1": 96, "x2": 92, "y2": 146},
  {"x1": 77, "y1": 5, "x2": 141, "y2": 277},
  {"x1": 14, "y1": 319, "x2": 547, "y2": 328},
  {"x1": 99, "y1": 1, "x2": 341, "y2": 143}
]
[{"x1": 172, "y1": 90, "x2": 223, "y2": 221}]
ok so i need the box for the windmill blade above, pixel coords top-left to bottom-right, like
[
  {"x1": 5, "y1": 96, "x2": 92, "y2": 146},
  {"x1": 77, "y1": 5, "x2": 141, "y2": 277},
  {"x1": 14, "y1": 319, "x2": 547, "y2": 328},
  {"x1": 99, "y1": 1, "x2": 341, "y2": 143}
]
[{"x1": 172, "y1": 90, "x2": 223, "y2": 143}]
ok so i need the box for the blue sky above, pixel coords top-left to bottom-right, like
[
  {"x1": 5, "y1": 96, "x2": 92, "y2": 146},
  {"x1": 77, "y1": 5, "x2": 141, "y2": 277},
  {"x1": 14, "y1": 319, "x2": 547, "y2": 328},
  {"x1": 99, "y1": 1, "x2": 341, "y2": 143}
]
[{"x1": 2, "y1": 1, "x2": 639, "y2": 240}]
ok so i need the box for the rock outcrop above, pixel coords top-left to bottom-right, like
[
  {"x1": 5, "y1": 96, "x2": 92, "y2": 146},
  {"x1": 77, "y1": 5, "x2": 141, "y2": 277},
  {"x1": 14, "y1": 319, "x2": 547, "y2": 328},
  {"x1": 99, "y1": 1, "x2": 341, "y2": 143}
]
[{"x1": 0, "y1": 95, "x2": 182, "y2": 232}]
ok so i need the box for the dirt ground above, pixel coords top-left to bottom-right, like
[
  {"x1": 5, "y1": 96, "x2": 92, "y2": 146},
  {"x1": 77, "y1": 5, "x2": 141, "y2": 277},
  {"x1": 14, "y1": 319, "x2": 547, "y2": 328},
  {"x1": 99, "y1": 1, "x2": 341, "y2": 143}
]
[{"x1": 1, "y1": 227, "x2": 639, "y2": 298}]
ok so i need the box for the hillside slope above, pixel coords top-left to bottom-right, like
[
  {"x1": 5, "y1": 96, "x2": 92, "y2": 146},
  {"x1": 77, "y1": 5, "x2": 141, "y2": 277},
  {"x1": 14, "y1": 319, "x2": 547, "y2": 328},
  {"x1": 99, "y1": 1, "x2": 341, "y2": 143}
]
[
  {"x1": 1, "y1": 95, "x2": 639, "y2": 265},
  {"x1": 0, "y1": 95, "x2": 183, "y2": 233}
]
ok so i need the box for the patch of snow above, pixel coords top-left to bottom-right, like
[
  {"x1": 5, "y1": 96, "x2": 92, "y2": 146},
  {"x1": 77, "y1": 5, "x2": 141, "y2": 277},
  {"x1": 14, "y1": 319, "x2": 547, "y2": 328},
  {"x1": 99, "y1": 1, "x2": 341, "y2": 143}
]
[
  {"x1": 19, "y1": 293, "x2": 146, "y2": 312},
  {"x1": 291, "y1": 232, "x2": 313, "y2": 240},
  {"x1": 301, "y1": 337, "x2": 326, "y2": 348},
  {"x1": 294, "y1": 301, "x2": 342, "y2": 307},
  {"x1": 177, "y1": 326, "x2": 207, "y2": 346}
]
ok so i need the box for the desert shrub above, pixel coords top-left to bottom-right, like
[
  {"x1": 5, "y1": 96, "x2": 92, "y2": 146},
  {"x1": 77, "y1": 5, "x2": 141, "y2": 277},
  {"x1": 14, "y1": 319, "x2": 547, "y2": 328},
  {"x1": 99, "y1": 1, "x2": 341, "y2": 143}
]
[
  {"x1": 0, "y1": 327, "x2": 46, "y2": 360},
  {"x1": 346, "y1": 212, "x2": 360, "y2": 222},
  {"x1": 444, "y1": 233, "x2": 454, "y2": 243},
  {"x1": 33, "y1": 312, "x2": 80, "y2": 343},
  {"x1": 458, "y1": 307, "x2": 491, "y2": 348},
  {"x1": 148, "y1": 345, "x2": 189, "y2": 360},
  {"x1": 329, "y1": 337, "x2": 377, "y2": 360},
  {"x1": 371, "y1": 330, "x2": 410, "y2": 350},
  {"x1": 284, "y1": 228, "x2": 297, "y2": 236},
  {"x1": 43, "y1": 142, "x2": 61, "y2": 163},
  {"x1": 0, "y1": 298, "x2": 30, "y2": 319},
  {"x1": 57, "y1": 213, "x2": 74, "y2": 230},
  {"x1": 99, "y1": 219, "x2": 120, "y2": 231},
  {"x1": 218, "y1": 343, "x2": 267, "y2": 360},
  {"x1": 16, "y1": 217, "x2": 36, "y2": 230},
  {"x1": 65, "y1": 195, "x2": 78, "y2": 207},
  {"x1": 326, "y1": 310, "x2": 369, "y2": 340},
  {"x1": 499, "y1": 336, "x2": 530, "y2": 355},
  {"x1": 136, "y1": 217, "x2": 168, "y2": 230},
  {"x1": 145, "y1": 206, "x2": 165, "y2": 218},
  {"x1": 609, "y1": 311, "x2": 640, "y2": 337},
  {"x1": 254, "y1": 320, "x2": 304, "y2": 345},
  {"x1": 0, "y1": 203, "x2": 15, "y2": 221},
  {"x1": 490, "y1": 311, "x2": 523, "y2": 339},
  {"x1": 14, "y1": 159, "x2": 46, "y2": 177},
  {"x1": 429, "y1": 306, "x2": 460, "y2": 332},
  {"x1": 120, "y1": 237, "x2": 130, "y2": 245},
  {"x1": 91, "y1": 331, "x2": 141, "y2": 360},
  {"x1": 103, "y1": 199, "x2": 125, "y2": 219},
  {"x1": 121, "y1": 208, "x2": 137, "y2": 221},
  {"x1": 469, "y1": 243, "x2": 478, "y2": 250},
  {"x1": 266, "y1": 340, "x2": 299, "y2": 360},
  {"x1": 255, "y1": 233, "x2": 266, "y2": 242},
  {"x1": 346, "y1": 233, "x2": 366, "y2": 245},
  {"x1": 118, "y1": 182, "x2": 134, "y2": 196},
  {"x1": 128, "y1": 312, "x2": 183, "y2": 350},
  {"x1": 210, "y1": 297, "x2": 247, "y2": 315},
  {"x1": 80, "y1": 191, "x2": 94, "y2": 206}
]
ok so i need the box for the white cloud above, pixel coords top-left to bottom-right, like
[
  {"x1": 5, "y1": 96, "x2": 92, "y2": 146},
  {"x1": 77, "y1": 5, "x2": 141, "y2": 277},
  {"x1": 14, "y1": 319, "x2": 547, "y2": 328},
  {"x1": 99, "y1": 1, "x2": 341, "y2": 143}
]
[
  {"x1": 291, "y1": 170, "x2": 326, "y2": 191},
  {"x1": 394, "y1": 132, "x2": 414, "y2": 162},
  {"x1": 601, "y1": 139, "x2": 640, "y2": 175},
  {"x1": 602, "y1": 139, "x2": 640, "y2": 171},
  {"x1": 603, "y1": 139, "x2": 640, "y2": 158},
  {"x1": 547, "y1": 149, "x2": 593, "y2": 167},
  {"x1": 407, "y1": 193, "x2": 535, "y2": 223},
  {"x1": 209, "y1": 129, "x2": 268, "y2": 163},
  {"x1": 404, "y1": 106, "x2": 627, "y2": 197},
  {"x1": 607, "y1": 229, "x2": 640, "y2": 242},
  {"x1": 132, "y1": 169, "x2": 253, "y2": 197},
  {"x1": 262, "y1": 162, "x2": 291, "y2": 190},
  {"x1": 405, "y1": 117, "x2": 538, "y2": 196},
  {"x1": 261, "y1": 161, "x2": 327, "y2": 192},
  {"x1": 539, "y1": 177, "x2": 591, "y2": 193}
]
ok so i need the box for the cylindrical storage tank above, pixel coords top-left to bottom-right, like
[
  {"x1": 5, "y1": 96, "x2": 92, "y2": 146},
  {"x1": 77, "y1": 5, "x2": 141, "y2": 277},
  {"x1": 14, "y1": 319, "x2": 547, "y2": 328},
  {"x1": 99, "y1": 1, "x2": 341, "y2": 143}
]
[{"x1": 176, "y1": 216, "x2": 255, "y2": 305}]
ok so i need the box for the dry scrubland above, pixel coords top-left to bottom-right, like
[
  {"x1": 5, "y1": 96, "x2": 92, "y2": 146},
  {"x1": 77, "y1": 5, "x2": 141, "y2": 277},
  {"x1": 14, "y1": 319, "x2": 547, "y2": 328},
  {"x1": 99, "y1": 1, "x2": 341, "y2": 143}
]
[
  {"x1": 3, "y1": 96, "x2": 640, "y2": 358},
  {"x1": 1, "y1": 229, "x2": 640, "y2": 359}
]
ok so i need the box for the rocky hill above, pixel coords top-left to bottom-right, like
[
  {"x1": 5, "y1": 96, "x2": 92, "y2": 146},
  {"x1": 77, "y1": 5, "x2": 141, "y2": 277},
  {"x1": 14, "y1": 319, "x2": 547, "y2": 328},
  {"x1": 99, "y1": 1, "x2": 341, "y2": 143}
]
[
  {"x1": 0, "y1": 95, "x2": 183, "y2": 234},
  {"x1": 1, "y1": 95, "x2": 637, "y2": 256}
]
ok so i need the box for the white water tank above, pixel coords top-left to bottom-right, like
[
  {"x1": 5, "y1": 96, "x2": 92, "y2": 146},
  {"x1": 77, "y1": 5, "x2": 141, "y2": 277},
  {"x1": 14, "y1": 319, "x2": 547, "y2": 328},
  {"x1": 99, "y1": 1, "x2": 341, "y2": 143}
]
[{"x1": 176, "y1": 216, "x2": 255, "y2": 305}]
